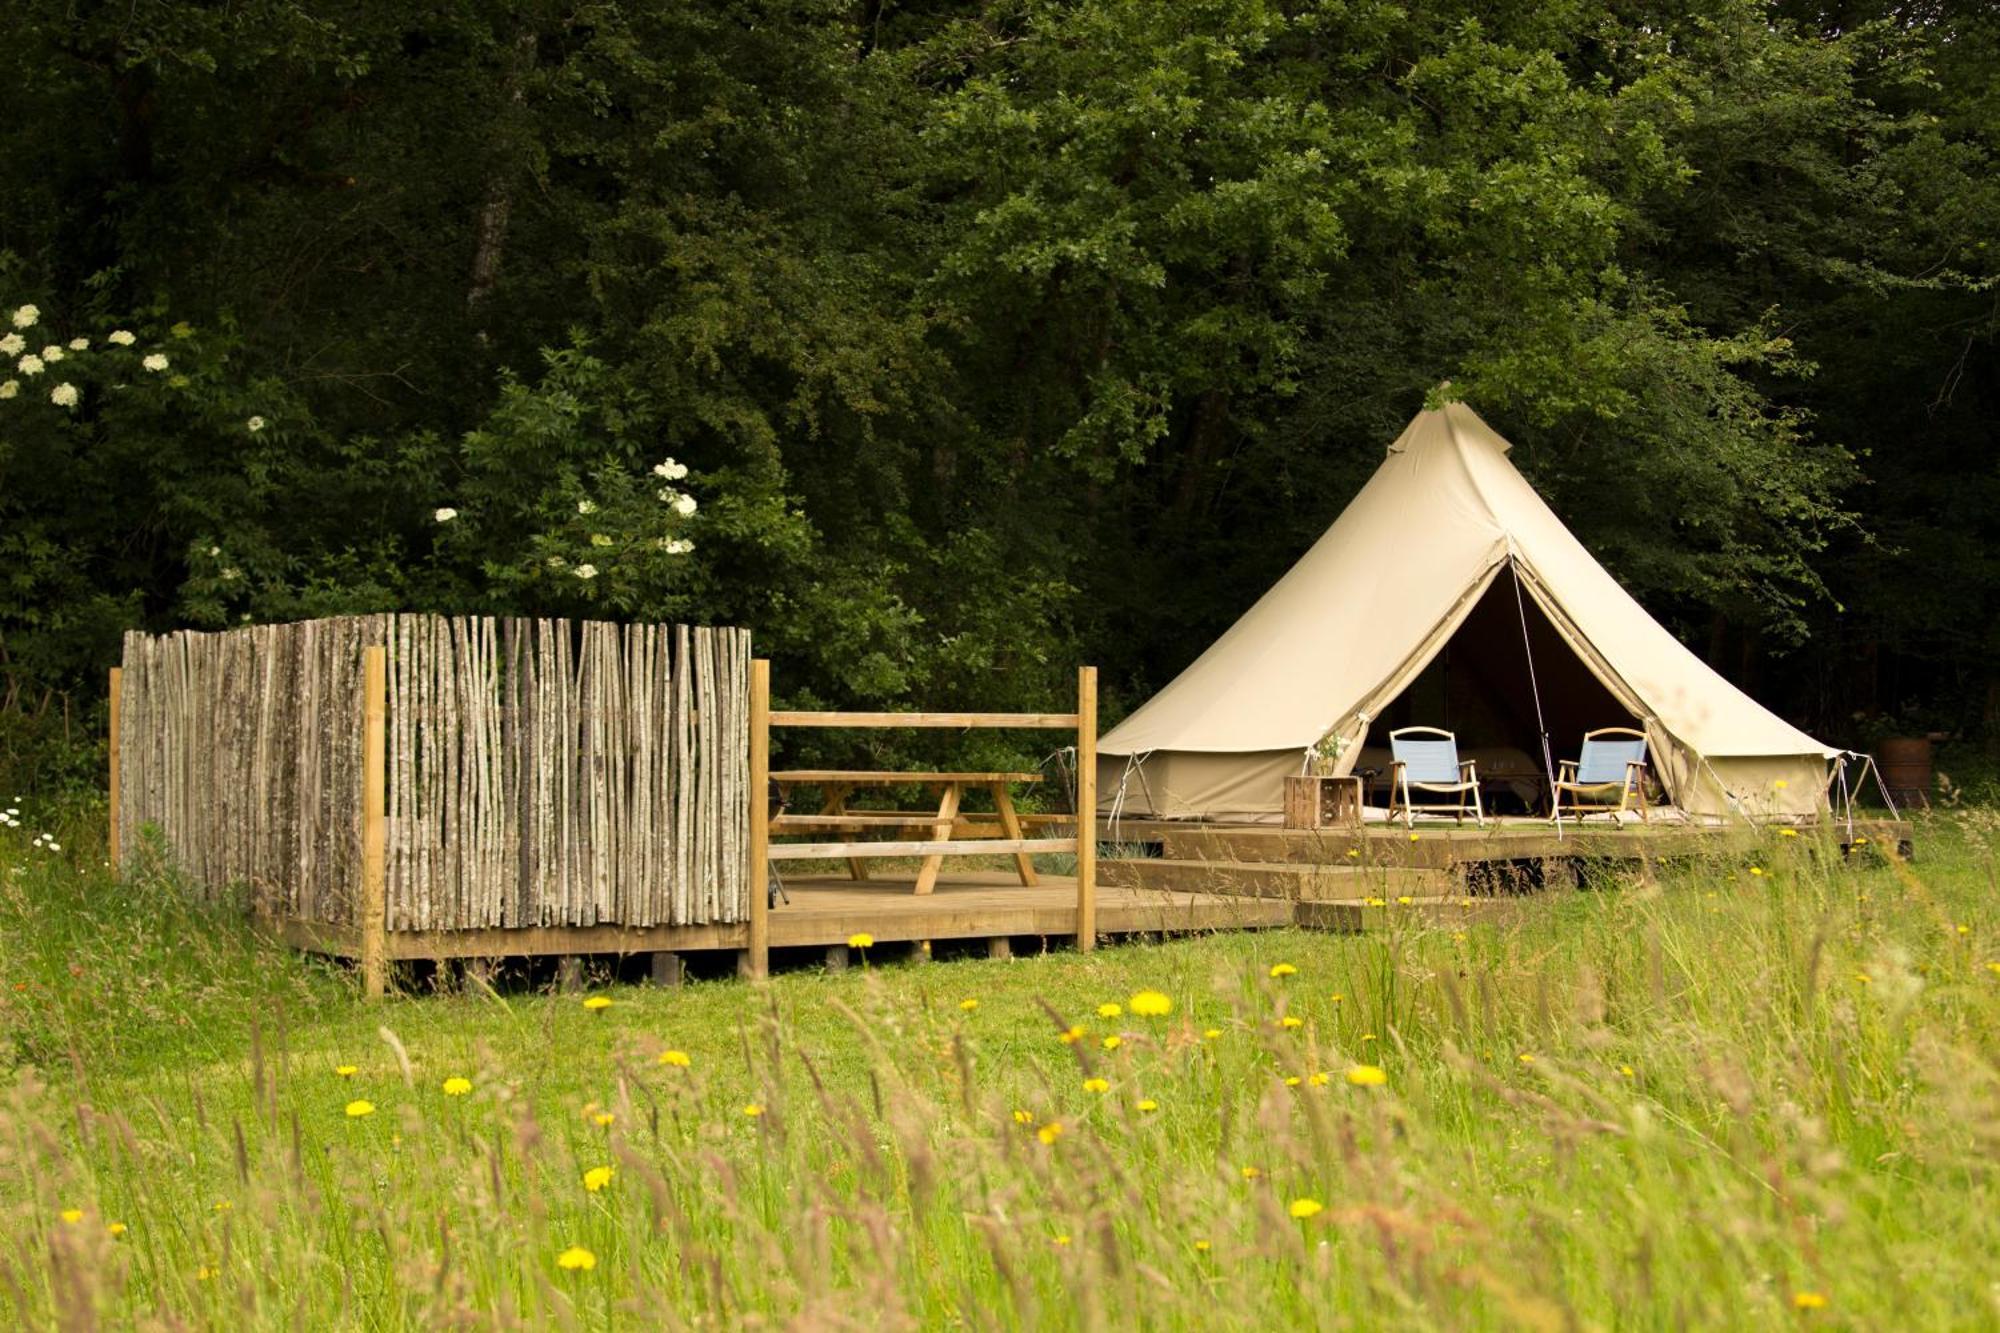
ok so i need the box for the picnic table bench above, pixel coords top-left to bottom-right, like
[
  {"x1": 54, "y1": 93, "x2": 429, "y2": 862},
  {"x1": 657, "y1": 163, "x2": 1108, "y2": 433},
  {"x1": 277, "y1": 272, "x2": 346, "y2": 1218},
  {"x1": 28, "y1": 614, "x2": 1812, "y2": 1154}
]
[{"x1": 768, "y1": 769, "x2": 1059, "y2": 895}]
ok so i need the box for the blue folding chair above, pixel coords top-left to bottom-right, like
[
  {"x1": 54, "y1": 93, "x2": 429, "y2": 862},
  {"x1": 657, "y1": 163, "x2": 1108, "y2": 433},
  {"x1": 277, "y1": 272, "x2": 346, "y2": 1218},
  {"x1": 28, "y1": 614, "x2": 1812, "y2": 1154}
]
[
  {"x1": 1388, "y1": 727, "x2": 1485, "y2": 829},
  {"x1": 1552, "y1": 727, "x2": 1649, "y2": 822}
]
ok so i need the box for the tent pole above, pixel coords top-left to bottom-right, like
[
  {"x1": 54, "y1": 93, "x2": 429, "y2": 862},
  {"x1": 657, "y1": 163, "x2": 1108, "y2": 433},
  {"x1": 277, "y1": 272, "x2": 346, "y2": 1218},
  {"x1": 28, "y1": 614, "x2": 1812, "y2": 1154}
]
[{"x1": 1509, "y1": 561, "x2": 1562, "y2": 840}]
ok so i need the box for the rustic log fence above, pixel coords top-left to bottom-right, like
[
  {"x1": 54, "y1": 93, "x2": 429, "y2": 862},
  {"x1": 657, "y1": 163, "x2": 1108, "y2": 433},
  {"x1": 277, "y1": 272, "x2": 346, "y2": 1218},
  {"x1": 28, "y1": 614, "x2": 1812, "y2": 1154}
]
[{"x1": 114, "y1": 615, "x2": 752, "y2": 992}]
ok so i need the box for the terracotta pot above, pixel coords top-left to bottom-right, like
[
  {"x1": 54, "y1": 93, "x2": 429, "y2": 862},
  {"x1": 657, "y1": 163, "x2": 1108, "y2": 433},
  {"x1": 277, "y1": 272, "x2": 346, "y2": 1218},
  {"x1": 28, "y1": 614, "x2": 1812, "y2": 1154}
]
[{"x1": 1875, "y1": 736, "x2": 1932, "y2": 795}]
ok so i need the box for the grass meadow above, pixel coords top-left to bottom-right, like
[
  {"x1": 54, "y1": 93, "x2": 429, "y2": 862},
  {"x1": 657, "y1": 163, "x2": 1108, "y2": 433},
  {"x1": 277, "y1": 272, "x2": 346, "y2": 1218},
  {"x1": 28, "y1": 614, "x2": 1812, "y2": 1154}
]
[{"x1": 3, "y1": 802, "x2": 1998, "y2": 1329}]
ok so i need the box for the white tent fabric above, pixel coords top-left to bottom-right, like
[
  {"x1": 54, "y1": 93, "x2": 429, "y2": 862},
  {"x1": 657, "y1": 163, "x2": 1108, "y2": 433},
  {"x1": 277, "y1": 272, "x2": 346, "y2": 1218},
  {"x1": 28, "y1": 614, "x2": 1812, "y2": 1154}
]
[{"x1": 1098, "y1": 400, "x2": 1837, "y2": 820}]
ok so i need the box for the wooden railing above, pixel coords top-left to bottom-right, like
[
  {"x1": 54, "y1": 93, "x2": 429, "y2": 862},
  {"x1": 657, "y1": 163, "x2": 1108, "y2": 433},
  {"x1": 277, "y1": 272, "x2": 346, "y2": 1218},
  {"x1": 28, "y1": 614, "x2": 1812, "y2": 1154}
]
[{"x1": 744, "y1": 664, "x2": 1097, "y2": 978}]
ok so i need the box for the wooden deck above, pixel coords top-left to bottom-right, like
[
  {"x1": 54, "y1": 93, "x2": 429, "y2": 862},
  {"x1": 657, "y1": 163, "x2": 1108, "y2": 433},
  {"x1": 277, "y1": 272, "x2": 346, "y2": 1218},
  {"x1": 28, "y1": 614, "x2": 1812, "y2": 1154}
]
[
  {"x1": 263, "y1": 814, "x2": 1913, "y2": 976},
  {"x1": 263, "y1": 870, "x2": 1292, "y2": 967}
]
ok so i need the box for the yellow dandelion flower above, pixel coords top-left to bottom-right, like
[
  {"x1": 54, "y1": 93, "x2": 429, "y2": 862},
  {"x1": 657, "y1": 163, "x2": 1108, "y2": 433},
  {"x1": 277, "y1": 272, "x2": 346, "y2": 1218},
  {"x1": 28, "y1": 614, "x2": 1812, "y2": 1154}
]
[
  {"x1": 1082, "y1": 1077, "x2": 1110, "y2": 1094},
  {"x1": 108, "y1": 1222, "x2": 127, "y2": 1237},
  {"x1": 213, "y1": 1201, "x2": 232, "y2": 1213},
  {"x1": 1193, "y1": 1238, "x2": 1212, "y2": 1252},
  {"x1": 582, "y1": 996, "x2": 612, "y2": 1011},
  {"x1": 1619, "y1": 1065, "x2": 1635, "y2": 1078},
  {"x1": 556, "y1": 1246, "x2": 597, "y2": 1271},
  {"x1": 1854, "y1": 973, "x2": 1872, "y2": 985},
  {"x1": 334, "y1": 1065, "x2": 357, "y2": 1077},
  {"x1": 1517, "y1": 1053, "x2": 1535, "y2": 1064},
  {"x1": 1396, "y1": 895, "x2": 1413, "y2": 905},
  {"x1": 1793, "y1": 1291, "x2": 1826, "y2": 1310},
  {"x1": 1288, "y1": 1198, "x2": 1325, "y2": 1220},
  {"x1": 1408, "y1": 832, "x2": 1419, "y2": 842},
  {"x1": 1366, "y1": 897, "x2": 1386, "y2": 907},
  {"x1": 1059, "y1": 1025, "x2": 1086, "y2": 1044},
  {"x1": 1128, "y1": 990, "x2": 1172, "y2": 1017},
  {"x1": 1985, "y1": 962, "x2": 2000, "y2": 975},
  {"x1": 1013, "y1": 1108, "x2": 1034, "y2": 1124},
  {"x1": 1202, "y1": 1028, "x2": 1223, "y2": 1040},
  {"x1": 1774, "y1": 779, "x2": 1789, "y2": 790},
  {"x1": 1346, "y1": 1065, "x2": 1388, "y2": 1087},
  {"x1": 1345, "y1": 848, "x2": 1359, "y2": 858},
  {"x1": 1330, "y1": 993, "x2": 1343, "y2": 1003},
  {"x1": 847, "y1": 932, "x2": 873, "y2": 949},
  {"x1": 345, "y1": 1099, "x2": 375, "y2": 1118},
  {"x1": 1102, "y1": 1035, "x2": 1123, "y2": 1051},
  {"x1": 1956, "y1": 924, "x2": 1970, "y2": 936},
  {"x1": 1279, "y1": 1015, "x2": 1303, "y2": 1029},
  {"x1": 1284, "y1": 1075, "x2": 1302, "y2": 1087},
  {"x1": 59, "y1": 1208, "x2": 82, "y2": 1224},
  {"x1": 196, "y1": 1265, "x2": 217, "y2": 1281},
  {"x1": 1037, "y1": 1121, "x2": 1064, "y2": 1145},
  {"x1": 1268, "y1": 963, "x2": 1297, "y2": 979},
  {"x1": 1779, "y1": 828, "x2": 1799, "y2": 838},
  {"x1": 1097, "y1": 1002, "x2": 1123, "y2": 1018},
  {"x1": 1853, "y1": 836, "x2": 1868, "y2": 846},
  {"x1": 441, "y1": 1076, "x2": 473, "y2": 1096},
  {"x1": 1360, "y1": 1032, "x2": 1377, "y2": 1042},
  {"x1": 1308, "y1": 1072, "x2": 1330, "y2": 1087},
  {"x1": 741, "y1": 1103, "x2": 764, "y2": 1118},
  {"x1": 582, "y1": 1166, "x2": 614, "y2": 1192},
  {"x1": 1749, "y1": 867, "x2": 1764, "y2": 877},
  {"x1": 658, "y1": 1049, "x2": 691, "y2": 1067},
  {"x1": 1137, "y1": 1098, "x2": 1159, "y2": 1112},
  {"x1": 959, "y1": 998, "x2": 979, "y2": 1011},
  {"x1": 1240, "y1": 1165, "x2": 1262, "y2": 1180},
  {"x1": 592, "y1": 1112, "x2": 615, "y2": 1127},
  {"x1": 1051, "y1": 1233, "x2": 1071, "y2": 1247}
]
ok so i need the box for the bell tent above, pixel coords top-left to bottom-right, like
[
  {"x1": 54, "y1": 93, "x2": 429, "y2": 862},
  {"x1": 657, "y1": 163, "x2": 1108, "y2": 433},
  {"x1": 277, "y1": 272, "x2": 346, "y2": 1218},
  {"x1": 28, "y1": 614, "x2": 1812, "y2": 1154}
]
[{"x1": 1097, "y1": 399, "x2": 1838, "y2": 821}]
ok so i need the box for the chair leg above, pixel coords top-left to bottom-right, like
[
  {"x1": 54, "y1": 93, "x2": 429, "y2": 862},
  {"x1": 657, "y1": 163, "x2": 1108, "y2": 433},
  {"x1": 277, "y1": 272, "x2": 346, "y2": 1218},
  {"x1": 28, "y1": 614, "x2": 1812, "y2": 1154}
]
[{"x1": 1471, "y1": 782, "x2": 1485, "y2": 829}]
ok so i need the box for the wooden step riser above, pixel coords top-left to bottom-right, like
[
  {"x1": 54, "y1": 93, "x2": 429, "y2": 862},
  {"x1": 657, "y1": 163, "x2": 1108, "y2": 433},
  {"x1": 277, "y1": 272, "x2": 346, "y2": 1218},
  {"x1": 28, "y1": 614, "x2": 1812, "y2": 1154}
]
[{"x1": 1101, "y1": 858, "x2": 1451, "y2": 901}]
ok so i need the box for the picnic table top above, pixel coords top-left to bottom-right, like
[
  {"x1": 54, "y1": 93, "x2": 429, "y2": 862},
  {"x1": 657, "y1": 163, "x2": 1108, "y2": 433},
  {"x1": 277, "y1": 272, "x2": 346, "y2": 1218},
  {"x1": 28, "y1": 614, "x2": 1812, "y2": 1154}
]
[{"x1": 769, "y1": 770, "x2": 1043, "y2": 784}]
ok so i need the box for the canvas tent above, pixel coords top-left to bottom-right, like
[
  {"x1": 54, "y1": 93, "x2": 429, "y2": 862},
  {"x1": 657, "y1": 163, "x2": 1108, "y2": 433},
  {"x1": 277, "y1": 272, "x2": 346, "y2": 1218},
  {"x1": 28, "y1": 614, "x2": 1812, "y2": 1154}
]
[{"x1": 1098, "y1": 399, "x2": 1839, "y2": 821}]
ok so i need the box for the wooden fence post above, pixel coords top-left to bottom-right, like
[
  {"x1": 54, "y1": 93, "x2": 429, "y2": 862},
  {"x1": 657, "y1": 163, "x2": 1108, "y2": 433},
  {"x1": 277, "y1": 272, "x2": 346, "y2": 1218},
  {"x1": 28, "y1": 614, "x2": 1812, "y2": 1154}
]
[
  {"x1": 361, "y1": 645, "x2": 388, "y2": 999},
  {"x1": 107, "y1": 666, "x2": 122, "y2": 870},
  {"x1": 746, "y1": 658, "x2": 771, "y2": 980},
  {"x1": 1076, "y1": 665, "x2": 1097, "y2": 952}
]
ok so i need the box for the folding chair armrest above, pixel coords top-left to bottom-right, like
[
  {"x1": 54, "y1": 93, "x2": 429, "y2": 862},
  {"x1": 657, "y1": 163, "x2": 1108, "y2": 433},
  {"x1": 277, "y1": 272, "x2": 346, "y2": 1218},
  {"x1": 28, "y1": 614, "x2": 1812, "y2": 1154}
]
[
  {"x1": 1557, "y1": 759, "x2": 1578, "y2": 780},
  {"x1": 1458, "y1": 759, "x2": 1478, "y2": 779}
]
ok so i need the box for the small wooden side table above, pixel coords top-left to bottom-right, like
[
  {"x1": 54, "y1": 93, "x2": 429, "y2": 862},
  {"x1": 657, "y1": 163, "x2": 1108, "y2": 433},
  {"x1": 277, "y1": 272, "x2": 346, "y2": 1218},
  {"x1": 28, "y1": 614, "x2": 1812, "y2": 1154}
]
[{"x1": 1283, "y1": 774, "x2": 1364, "y2": 830}]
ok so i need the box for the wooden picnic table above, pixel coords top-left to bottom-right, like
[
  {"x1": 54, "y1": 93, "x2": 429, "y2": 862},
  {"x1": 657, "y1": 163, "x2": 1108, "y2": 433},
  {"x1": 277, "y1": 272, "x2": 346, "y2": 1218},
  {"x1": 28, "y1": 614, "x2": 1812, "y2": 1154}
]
[{"x1": 769, "y1": 770, "x2": 1045, "y2": 895}]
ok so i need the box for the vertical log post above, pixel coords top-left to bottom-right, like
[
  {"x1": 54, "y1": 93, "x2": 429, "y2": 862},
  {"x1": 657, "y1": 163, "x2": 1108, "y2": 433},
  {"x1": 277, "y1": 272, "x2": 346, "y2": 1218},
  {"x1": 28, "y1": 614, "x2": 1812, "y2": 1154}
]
[
  {"x1": 1076, "y1": 665, "x2": 1097, "y2": 952},
  {"x1": 746, "y1": 658, "x2": 771, "y2": 981},
  {"x1": 107, "y1": 666, "x2": 122, "y2": 870},
  {"x1": 361, "y1": 644, "x2": 389, "y2": 1000}
]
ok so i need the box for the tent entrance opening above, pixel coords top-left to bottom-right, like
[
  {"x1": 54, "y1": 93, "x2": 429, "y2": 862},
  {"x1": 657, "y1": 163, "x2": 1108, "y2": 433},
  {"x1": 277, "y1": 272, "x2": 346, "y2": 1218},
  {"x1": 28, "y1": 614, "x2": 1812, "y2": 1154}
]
[{"x1": 1362, "y1": 566, "x2": 1640, "y2": 814}]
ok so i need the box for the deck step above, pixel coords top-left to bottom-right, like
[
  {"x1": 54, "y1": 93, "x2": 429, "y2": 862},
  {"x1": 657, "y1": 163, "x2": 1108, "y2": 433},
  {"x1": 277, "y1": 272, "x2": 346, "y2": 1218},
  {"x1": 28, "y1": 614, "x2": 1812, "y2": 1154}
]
[{"x1": 1100, "y1": 857, "x2": 1450, "y2": 900}]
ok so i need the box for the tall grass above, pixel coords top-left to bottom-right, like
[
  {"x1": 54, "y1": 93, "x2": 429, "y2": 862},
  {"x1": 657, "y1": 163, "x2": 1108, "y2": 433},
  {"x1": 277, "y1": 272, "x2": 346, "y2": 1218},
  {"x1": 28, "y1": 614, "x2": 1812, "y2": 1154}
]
[{"x1": 3, "y1": 804, "x2": 1998, "y2": 1328}]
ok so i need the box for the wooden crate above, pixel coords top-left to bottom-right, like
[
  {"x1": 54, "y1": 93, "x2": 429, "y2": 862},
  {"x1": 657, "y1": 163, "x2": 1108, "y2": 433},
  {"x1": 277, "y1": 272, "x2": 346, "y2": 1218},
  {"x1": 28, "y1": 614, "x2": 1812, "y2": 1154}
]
[{"x1": 1282, "y1": 774, "x2": 1363, "y2": 830}]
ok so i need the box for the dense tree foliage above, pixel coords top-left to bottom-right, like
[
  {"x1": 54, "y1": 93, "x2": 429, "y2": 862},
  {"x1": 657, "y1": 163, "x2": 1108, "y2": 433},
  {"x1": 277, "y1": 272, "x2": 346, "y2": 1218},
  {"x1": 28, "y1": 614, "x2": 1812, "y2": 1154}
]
[{"x1": 0, "y1": 0, "x2": 1993, "y2": 767}]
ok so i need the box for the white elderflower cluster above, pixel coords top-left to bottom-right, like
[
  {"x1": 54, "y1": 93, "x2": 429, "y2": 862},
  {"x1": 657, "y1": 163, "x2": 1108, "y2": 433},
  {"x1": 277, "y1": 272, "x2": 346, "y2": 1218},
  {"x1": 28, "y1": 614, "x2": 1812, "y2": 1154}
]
[
  {"x1": 0, "y1": 804, "x2": 19, "y2": 829},
  {"x1": 17, "y1": 355, "x2": 42, "y2": 377},
  {"x1": 658, "y1": 537, "x2": 694, "y2": 555},
  {"x1": 573, "y1": 563, "x2": 598, "y2": 580},
  {"x1": 11, "y1": 305, "x2": 38, "y2": 329},
  {"x1": 576, "y1": 499, "x2": 597, "y2": 515},
  {"x1": 0, "y1": 381, "x2": 15, "y2": 400},
  {"x1": 41, "y1": 344, "x2": 64, "y2": 363},
  {"x1": 434, "y1": 507, "x2": 458, "y2": 523},
  {"x1": 246, "y1": 415, "x2": 265, "y2": 432},
  {"x1": 651, "y1": 457, "x2": 689, "y2": 481},
  {"x1": 107, "y1": 329, "x2": 136, "y2": 346},
  {"x1": 142, "y1": 353, "x2": 169, "y2": 372},
  {"x1": 50, "y1": 383, "x2": 78, "y2": 408},
  {"x1": 657, "y1": 488, "x2": 698, "y2": 516},
  {"x1": 0, "y1": 333, "x2": 22, "y2": 357}
]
